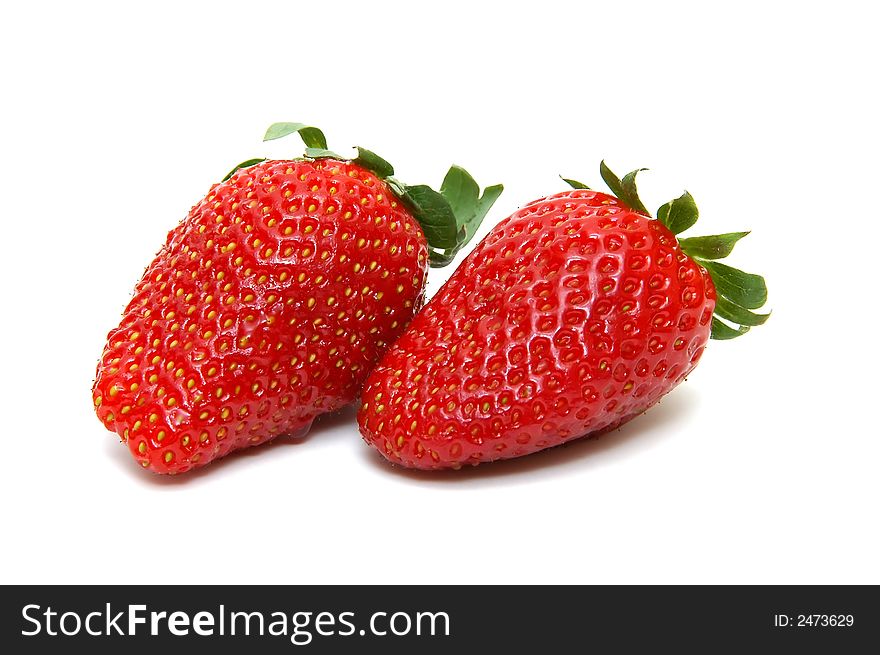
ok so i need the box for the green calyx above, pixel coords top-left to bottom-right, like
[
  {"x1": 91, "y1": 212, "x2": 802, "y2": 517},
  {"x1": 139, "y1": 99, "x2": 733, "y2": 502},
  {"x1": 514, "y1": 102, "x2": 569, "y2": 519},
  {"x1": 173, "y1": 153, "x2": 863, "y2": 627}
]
[
  {"x1": 223, "y1": 122, "x2": 503, "y2": 268},
  {"x1": 562, "y1": 162, "x2": 770, "y2": 340}
]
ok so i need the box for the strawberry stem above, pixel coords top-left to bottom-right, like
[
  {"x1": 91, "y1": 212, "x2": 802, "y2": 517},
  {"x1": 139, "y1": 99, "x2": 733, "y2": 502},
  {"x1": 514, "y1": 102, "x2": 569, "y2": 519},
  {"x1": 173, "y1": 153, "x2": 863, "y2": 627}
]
[{"x1": 222, "y1": 158, "x2": 266, "y2": 182}]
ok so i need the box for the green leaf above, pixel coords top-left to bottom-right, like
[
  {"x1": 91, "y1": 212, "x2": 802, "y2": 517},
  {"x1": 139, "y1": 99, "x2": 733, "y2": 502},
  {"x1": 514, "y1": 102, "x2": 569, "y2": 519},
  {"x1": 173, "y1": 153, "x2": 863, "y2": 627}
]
[
  {"x1": 679, "y1": 232, "x2": 750, "y2": 259},
  {"x1": 600, "y1": 162, "x2": 650, "y2": 214},
  {"x1": 440, "y1": 165, "x2": 480, "y2": 226},
  {"x1": 353, "y1": 147, "x2": 394, "y2": 178},
  {"x1": 263, "y1": 122, "x2": 328, "y2": 149},
  {"x1": 714, "y1": 295, "x2": 771, "y2": 326},
  {"x1": 450, "y1": 182, "x2": 504, "y2": 253},
  {"x1": 400, "y1": 185, "x2": 459, "y2": 250},
  {"x1": 428, "y1": 249, "x2": 456, "y2": 266},
  {"x1": 657, "y1": 191, "x2": 699, "y2": 234},
  {"x1": 710, "y1": 317, "x2": 750, "y2": 340},
  {"x1": 381, "y1": 177, "x2": 406, "y2": 198},
  {"x1": 699, "y1": 260, "x2": 768, "y2": 309},
  {"x1": 304, "y1": 147, "x2": 345, "y2": 159},
  {"x1": 384, "y1": 166, "x2": 502, "y2": 268},
  {"x1": 469, "y1": 184, "x2": 503, "y2": 247},
  {"x1": 561, "y1": 176, "x2": 590, "y2": 190},
  {"x1": 221, "y1": 158, "x2": 266, "y2": 182},
  {"x1": 619, "y1": 168, "x2": 651, "y2": 216},
  {"x1": 439, "y1": 166, "x2": 503, "y2": 251},
  {"x1": 425, "y1": 182, "x2": 504, "y2": 268},
  {"x1": 599, "y1": 160, "x2": 625, "y2": 200}
]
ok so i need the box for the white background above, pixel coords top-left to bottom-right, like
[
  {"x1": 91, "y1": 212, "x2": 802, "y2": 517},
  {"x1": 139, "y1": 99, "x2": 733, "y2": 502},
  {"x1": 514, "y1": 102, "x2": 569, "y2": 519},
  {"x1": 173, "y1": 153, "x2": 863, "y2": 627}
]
[{"x1": 1, "y1": 1, "x2": 877, "y2": 584}]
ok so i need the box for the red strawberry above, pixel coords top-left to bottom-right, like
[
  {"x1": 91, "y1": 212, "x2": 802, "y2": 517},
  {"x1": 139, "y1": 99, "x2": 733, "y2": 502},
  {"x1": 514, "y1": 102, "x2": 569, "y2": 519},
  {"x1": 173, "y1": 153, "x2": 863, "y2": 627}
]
[
  {"x1": 358, "y1": 162, "x2": 769, "y2": 469},
  {"x1": 93, "y1": 122, "x2": 502, "y2": 474}
]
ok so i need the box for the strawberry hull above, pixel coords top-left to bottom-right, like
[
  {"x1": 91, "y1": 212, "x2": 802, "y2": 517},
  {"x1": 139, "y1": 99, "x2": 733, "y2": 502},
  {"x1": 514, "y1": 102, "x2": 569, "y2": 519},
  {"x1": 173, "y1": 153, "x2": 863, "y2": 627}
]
[
  {"x1": 358, "y1": 190, "x2": 716, "y2": 470},
  {"x1": 93, "y1": 159, "x2": 429, "y2": 473}
]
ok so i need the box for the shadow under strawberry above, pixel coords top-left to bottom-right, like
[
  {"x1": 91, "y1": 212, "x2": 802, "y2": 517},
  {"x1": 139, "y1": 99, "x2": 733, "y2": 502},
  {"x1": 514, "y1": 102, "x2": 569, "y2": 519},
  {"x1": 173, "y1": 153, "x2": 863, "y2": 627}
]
[{"x1": 358, "y1": 385, "x2": 698, "y2": 484}]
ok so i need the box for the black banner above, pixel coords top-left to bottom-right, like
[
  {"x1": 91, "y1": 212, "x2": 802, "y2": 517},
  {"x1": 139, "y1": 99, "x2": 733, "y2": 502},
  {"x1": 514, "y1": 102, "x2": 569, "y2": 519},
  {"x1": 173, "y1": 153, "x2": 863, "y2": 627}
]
[{"x1": 1, "y1": 585, "x2": 875, "y2": 652}]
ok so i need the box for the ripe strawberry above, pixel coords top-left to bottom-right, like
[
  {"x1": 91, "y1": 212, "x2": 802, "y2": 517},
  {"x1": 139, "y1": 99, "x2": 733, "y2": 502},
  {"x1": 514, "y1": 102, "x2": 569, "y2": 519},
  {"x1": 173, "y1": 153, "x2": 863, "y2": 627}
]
[
  {"x1": 93, "y1": 122, "x2": 502, "y2": 474},
  {"x1": 358, "y1": 162, "x2": 769, "y2": 469}
]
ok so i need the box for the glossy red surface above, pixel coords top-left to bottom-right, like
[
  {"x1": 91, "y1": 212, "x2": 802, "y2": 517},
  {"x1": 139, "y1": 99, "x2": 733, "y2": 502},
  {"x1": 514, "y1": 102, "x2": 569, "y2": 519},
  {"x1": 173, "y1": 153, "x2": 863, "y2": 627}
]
[
  {"x1": 358, "y1": 190, "x2": 715, "y2": 469},
  {"x1": 93, "y1": 159, "x2": 428, "y2": 473}
]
